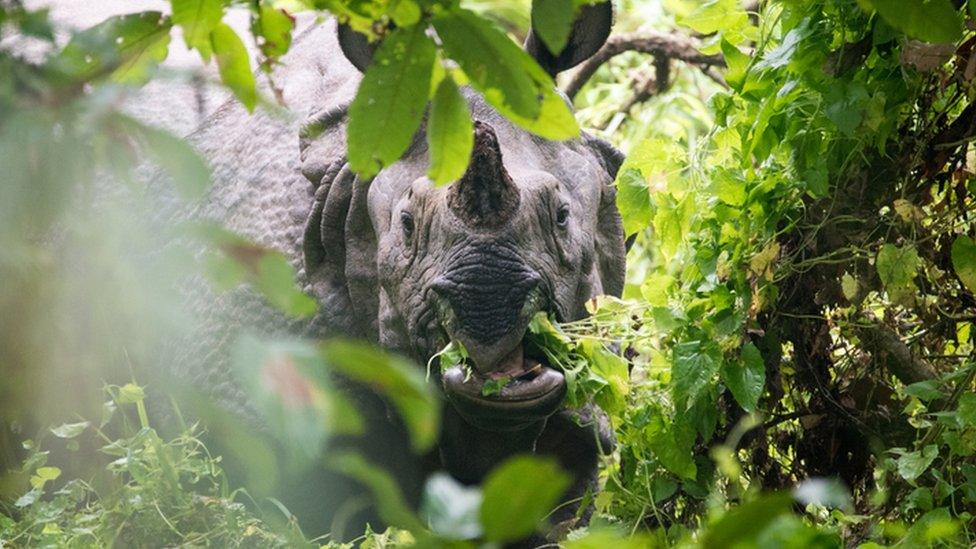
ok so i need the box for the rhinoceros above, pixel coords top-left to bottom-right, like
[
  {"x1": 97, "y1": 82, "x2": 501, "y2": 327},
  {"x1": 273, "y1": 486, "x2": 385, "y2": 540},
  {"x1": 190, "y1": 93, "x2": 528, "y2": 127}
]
[{"x1": 156, "y1": 3, "x2": 626, "y2": 542}]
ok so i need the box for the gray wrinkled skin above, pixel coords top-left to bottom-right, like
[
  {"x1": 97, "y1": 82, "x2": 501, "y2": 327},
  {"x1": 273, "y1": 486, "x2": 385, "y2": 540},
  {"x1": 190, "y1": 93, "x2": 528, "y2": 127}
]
[{"x1": 133, "y1": 10, "x2": 624, "y2": 543}]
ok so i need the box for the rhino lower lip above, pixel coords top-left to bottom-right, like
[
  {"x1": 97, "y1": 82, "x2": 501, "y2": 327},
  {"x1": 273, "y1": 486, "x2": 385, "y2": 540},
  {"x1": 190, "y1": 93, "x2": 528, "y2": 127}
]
[{"x1": 441, "y1": 361, "x2": 566, "y2": 424}]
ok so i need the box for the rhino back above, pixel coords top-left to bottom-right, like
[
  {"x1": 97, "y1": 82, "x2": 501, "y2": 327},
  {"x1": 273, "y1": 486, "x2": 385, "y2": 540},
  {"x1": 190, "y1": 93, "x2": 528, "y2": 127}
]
[{"x1": 162, "y1": 17, "x2": 363, "y2": 422}]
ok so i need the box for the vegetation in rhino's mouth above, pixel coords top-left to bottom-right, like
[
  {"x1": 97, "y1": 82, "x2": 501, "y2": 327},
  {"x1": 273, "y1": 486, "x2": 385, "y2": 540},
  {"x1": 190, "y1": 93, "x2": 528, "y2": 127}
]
[{"x1": 433, "y1": 312, "x2": 630, "y2": 416}]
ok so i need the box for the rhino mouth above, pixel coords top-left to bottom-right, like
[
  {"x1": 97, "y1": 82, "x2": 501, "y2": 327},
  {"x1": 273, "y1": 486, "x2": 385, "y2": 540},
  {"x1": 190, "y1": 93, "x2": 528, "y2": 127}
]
[{"x1": 441, "y1": 340, "x2": 567, "y2": 431}]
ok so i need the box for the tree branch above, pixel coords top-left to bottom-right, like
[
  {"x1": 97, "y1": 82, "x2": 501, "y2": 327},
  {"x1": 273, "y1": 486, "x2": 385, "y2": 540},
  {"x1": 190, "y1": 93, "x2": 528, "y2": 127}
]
[{"x1": 563, "y1": 31, "x2": 726, "y2": 99}]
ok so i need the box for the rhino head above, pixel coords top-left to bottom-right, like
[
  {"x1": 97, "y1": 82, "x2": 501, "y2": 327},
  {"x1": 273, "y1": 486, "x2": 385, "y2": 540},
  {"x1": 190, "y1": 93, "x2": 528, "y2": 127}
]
[{"x1": 300, "y1": 4, "x2": 623, "y2": 483}]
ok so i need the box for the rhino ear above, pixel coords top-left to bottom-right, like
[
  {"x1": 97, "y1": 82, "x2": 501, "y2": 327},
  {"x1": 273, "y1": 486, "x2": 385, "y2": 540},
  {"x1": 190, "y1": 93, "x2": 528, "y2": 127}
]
[
  {"x1": 586, "y1": 134, "x2": 626, "y2": 297},
  {"x1": 525, "y1": 1, "x2": 613, "y2": 76},
  {"x1": 337, "y1": 23, "x2": 378, "y2": 72}
]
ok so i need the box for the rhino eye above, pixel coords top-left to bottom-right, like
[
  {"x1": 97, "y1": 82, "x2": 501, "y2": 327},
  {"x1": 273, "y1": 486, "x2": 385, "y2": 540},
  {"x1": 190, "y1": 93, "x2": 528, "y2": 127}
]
[
  {"x1": 401, "y1": 211, "x2": 415, "y2": 239},
  {"x1": 555, "y1": 205, "x2": 570, "y2": 228}
]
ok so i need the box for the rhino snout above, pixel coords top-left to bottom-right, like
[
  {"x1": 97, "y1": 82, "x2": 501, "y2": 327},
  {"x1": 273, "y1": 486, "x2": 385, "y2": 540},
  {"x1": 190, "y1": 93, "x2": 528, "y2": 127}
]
[{"x1": 430, "y1": 247, "x2": 543, "y2": 373}]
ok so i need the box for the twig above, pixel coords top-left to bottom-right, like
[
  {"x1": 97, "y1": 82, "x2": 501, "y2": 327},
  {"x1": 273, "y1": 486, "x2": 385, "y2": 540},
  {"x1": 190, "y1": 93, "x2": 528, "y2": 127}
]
[{"x1": 564, "y1": 31, "x2": 726, "y2": 99}]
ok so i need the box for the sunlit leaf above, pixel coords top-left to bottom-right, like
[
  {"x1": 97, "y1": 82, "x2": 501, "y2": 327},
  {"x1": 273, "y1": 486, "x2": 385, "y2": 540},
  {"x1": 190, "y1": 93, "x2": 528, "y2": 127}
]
[
  {"x1": 861, "y1": 0, "x2": 962, "y2": 43},
  {"x1": 950, "y1": 235, "x2": 976, "y2": 294},
  {"x1": 897, "y1": 444, "x2": 939, "y2": 481},
  {"x1": 171, "y1": 0, "x2": 223, "y2": 61},
  {"x1": 50, "y1": 422, "x2": 90, "y2": 439},
  {"x1": 531, "y1": 0, "x2": 575, "y2": 54},
  {"x1": 427, "y1": 74, "x2": 473, "y2": 186},
  {"x1": 253, "y1": 4, "x2": 295, "y2": 63},
  {"x1": 211, "y1": 22, "x2": 256, "y2": 111},
  {"x1": 347, "y1": 24, "x2": 436, "y2": 177}
]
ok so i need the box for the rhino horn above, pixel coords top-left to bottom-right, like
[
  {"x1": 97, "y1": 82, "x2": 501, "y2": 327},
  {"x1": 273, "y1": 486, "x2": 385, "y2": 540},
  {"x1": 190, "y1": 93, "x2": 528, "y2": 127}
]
[{"x1": 448, "y1": 121, "x2": 520, "y2": 229}]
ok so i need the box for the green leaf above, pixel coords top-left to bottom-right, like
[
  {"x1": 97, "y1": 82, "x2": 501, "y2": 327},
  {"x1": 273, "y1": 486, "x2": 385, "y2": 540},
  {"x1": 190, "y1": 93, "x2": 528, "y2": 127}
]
[
  {"x1": 720, "y1": 39, "x2": 750, "y2": 92},
  {"x1": 579, "y1": 339, "x2": 630, "y2": 416},
  {"x1": 531, "y1": 0, "x2": 576, "y2": 54},
  {"x1": 701, "y1": 492, "x2": 794, "y2": 548},
  {"x1": 615, "y1": 168, "x2": 651, "y2": 236},
  {"x1": 712, "y1": 168, "x2": 747, "y2": 206},
  {"x1": 957, "y1": 392, "x2": 976, "y2": 427},
  {"x1": 231, "y1": 335, "x2": 340, "y2": 459},
  {"x1": 678, "y1": 0, "x2": 753, "y2": 46},
  {"x1": 329, "y1": 451, "x2": 426, "y2": 532},
  {"x1": 171, "y1": 0, "x2": 223, "y2": 61},
  {"x1": 253, "y1": 4, "x2": 294, "y2": 62},
  {"x1": 56, "y1": 12, "x2": 172, "y2": 84},
  {"x1": 321, "y1": 339, "x2": 440, "y2": 453},
  {"x1": 480, "y1": 456, "x2": 571, "y2": 542},
  {"x1": 30, "y1": 466, "x2": 61, "y2": 489},
  {"x1": 904, "y1": 380, "x2": 945, "y2": 401},
  {"x1": 644, "y1": 406, "x2": 697, "y2": 479},
  {"x1": 876, "y1": 243, "x2": 919, "y2": 306},
  {"x1": 722, "y1": 342, "x2": 766, "y2": 412},
  {"x1": 421, "y1": 472, "x2": 483, "y2": 540},
  {"x1": 897, "y1": 444, "x2": 939, "y2": 481},
  {"x1": 50, "y1": 421, "x2": 89, "y2": 439},
  {"x1": 951, "y1": 235, "x2": 976, "y2": 294},
  {"x1": 672, "y1": 340, "x2": 720, "y2": 410},
  {"x1": 116, "y1": 383, "x2": 146, "y2": 404},
  {"x1": 427, "y1": 75, "x2": 474, "y2": 186},
  {"x1": 254, "y1": 253, "x2": 318, "y2": 318},
  {"x1": 211, "y1": 22, "x2": 256, "y2": 111},
  {"x1": 563, "y1": 529, "x2": 657, "y2": 549},
  {"x1": 862, "y1": 0, "x2": 962, "y2": 44},
  {"x1": 493, "y1": 82, "x2": 579, "y2": 140},
  {"x1": 825, "y1": 80, "x2": 869, "y2": 137},
  {"x1": 434, "y1": 9, "x2": 541, "y2": 121},
  {"x1": 128, "y1": 118, "x2": 211, "y2": 199},
  {"x1": 347, "y1": 24, "x2": 436, "y2": 177}
]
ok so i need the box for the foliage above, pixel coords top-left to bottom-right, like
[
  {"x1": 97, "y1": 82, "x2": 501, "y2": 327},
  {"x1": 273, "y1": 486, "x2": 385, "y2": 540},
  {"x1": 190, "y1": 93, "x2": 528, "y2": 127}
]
[
  {"x1": 4, "y1": 0, "x2": 976, "y2": 547},
  {"x1": 0, "y1": 385, "x2": 303, "y2": 547}
]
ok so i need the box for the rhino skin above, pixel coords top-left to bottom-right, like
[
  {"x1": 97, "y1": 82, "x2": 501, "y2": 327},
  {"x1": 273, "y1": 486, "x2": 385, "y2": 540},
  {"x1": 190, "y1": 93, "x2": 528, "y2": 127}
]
[{"x1": 153, "y1": 5, "x2": 626, "y2": 544}]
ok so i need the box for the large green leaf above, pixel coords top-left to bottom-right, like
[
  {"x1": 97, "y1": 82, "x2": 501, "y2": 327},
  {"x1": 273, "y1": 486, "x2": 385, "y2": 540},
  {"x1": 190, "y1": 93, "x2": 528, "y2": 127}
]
[
  {"x1": 672, "y1": 340, "x2": 720, "y2": 410},
  {"x1": 701, "y1": 492, "x2": 794, "y2": 548},
  {"x1": 950, "y1": 235, "x2": 976, "y2": 294},
  {"x1": 171, "y1": 0, "x2": 223, "y2": 61},
  {"x1": 427, "y1": 74, "x2": 473, "y2": 186},
  {"x1": 876, "y1": 243, "x2": 919, "y2": 306},
  {"x1": 347, "y1": 24, "x2": 436, "y2": 177},
  {"x1": 329, "y1": 451, "x2": 426, "y2": 532},
  {"x1": 434, "y1": 9, "x2": 541, "y2": 121},
  {"x1": 862, "y1": 0, "x2": 962, "y2": 44},
  {"x1": 211, "y1": 22, "x2": 257, "y2": 111},
  {"x1": 123, "y1": 116, "x2": 211, "y2": 199},
  {"x1": 56, "y1": 12, "x2": 172, "y2": 84},
  {"x1": 321, "y1": 339, "x2": 440, "y2": 453},
  {"x1": 231, "y1": 335, "x2": 339, "y2": 459},
  {"x1": 615, "y1": 168, "x2": 651, "y2": 236},
  {"x1": 479, "y1": 456, "x2": 571, "y2": 542},
  {"x1": 897, "y1": 444, "x2": 939, "y2": 481},
  {"x1": 531, "y1": 0, "x2": 576, "y2": 54},
  {"x1": 421, "y1": 472, "x2": 483, "y2": 540},
  {"x1": 722, "y1": 342, "x2": 765, "y2": 412},
  {"x1": 491, "y1": 82, "x2": 579, "y2": 140}
]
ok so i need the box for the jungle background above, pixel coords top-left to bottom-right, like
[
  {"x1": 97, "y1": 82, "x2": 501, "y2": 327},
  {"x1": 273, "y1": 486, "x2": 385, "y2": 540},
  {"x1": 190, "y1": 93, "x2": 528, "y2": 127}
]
[{"x1": 2, "y1": 0, "x2": 976, "y2": 546}]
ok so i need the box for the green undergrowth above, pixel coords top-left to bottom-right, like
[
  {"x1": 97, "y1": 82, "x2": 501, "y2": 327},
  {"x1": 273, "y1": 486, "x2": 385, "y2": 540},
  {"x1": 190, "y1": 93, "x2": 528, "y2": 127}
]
[{"x1": 0, "y1": 384, "x2": 307, "y2": 548}]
